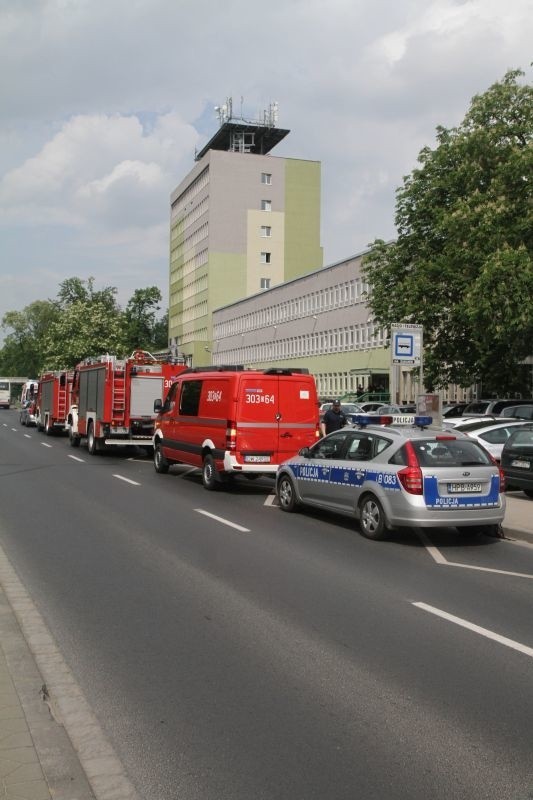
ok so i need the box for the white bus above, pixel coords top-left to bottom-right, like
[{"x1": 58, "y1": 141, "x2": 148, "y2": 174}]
[{"x1": 0, "y1": 380, "x2": 10, "y2": 409}]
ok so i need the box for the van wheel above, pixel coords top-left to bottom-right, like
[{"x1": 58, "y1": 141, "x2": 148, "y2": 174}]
[
  {"x1": 277, "y1": 474, "x2": 299, "y2": 512},
  {"x1": 154, "y1": 441, "x2": 169, "y2": 474},
  {"x1": 87, "y1": 422, "x2": 100, "y2": 455},
  {"x1": 359, "y1": 495, "x2": 387, "y2": 540},
  {"x1": 202, "y1": 454, "x2": 219, "y2": 490}
]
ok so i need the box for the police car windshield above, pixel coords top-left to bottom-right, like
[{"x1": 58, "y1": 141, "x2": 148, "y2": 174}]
[{"x1": 402, "y1": 439, "x2": 493, "y2": 467}]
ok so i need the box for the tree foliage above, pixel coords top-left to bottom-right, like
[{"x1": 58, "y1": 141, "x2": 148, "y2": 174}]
[
  {"x1": 1, "y1": 277, "x2": 169, "y2": 374},
  {"x1": 363, "y1": 69, "x2": 533, "y2": 393},
  {"x1": 0, "y1": 301, "x2": 59, "y2": 377}
]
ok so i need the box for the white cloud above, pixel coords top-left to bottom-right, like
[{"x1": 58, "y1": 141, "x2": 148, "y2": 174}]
[{"x1": 0, "y1": 0, "x2": 531, "y2": 330}]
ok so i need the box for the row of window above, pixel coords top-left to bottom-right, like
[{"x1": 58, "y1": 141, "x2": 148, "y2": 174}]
[
  {"x1": 171, "y1": 248, "x2": 208, "y2": 286},
  {"x1": 213, "y1": 279, "x2": 370, "y2": 339},
  {"x1": 171, "y1": 167, "x2": 209, "y2": 220},
  {"x1": 214, "y1": 323, "x2": 384, "y2": 365}
]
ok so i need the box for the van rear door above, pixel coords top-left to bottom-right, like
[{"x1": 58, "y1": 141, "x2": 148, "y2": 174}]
[
  {"x1": 236, "y1": 373, "x2": 318, "y2": 466},
  {"x1": 276, "y1": 373, "x2": 318, "y2": 458}
]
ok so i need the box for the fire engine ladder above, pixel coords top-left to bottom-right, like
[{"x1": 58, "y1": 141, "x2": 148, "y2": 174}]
[
  {"x1": 57, "y1": 383, "x2": 67, "y2": 420},
  {"x1": 112, "y1": 368, "x2": 126, "y2": 421}
]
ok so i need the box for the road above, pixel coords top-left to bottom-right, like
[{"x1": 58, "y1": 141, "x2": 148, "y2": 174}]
[{"x1": 1, "y1": 410, "x2": 532, "y2": 800}]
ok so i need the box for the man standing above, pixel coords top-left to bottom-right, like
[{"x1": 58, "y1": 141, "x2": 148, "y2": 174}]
[{"x1": 321, "y1": 400, "x2": 347, "y2": 437}]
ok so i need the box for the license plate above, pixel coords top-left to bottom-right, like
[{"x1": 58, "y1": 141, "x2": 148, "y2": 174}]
[
  {"x1": 244, "y1": 455, "x2": 271, "y2": 463},
  {"x1": 511, "y1": 459, "x2": 530, "y2": 469},
  {"x1": 447, "y1": 482, "x2": 482, "y2": 493}
]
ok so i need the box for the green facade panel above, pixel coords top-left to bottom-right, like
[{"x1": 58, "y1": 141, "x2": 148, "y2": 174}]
[{"x1": 283, "y1": 160, "x2": 323, "y2": 282}]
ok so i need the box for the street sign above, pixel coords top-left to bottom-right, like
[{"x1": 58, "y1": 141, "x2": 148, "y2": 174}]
[{"x1": 391, "y1": 324, "x2": 423, "y2": 365}]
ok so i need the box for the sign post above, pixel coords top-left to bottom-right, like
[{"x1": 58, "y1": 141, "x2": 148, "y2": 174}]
[{"x1": 390, "y1": 324, "x2": 423, "y2": 404}]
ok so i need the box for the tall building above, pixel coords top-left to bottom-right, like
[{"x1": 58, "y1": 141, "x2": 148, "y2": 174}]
[{"x1": 168, "y1": 103, "x2": 323, "y2": 365}]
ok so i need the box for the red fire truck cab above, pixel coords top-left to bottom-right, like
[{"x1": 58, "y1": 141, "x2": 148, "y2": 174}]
[
  {"x1": 67, "y1": 351, "x2": 188, "y2": 454},
  {"x1": 153, "y1": 366, "x2": 320, "y2": 489}
]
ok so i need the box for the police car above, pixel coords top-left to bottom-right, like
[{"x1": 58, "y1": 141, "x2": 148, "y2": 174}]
[{"x1": 275, "y1": 415, "x2": 506, "y2": 540}]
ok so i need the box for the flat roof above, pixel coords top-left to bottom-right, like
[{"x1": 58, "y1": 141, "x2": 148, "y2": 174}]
[{"x1": 195, "y1": 121, "x2": 290, "y2": 160}]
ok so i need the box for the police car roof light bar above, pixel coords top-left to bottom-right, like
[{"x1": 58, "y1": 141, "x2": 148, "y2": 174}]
[
  {"x1": 414, "y1": 416, "x2": 433, "y2": 429},
  {"x1": 353, "y1": 414, "x2": 394, "y2": 427}
]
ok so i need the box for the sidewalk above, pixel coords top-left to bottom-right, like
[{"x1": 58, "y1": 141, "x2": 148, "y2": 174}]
[
  {"x1": 502, "y1": 491, "x2": 533, "y2": 543},
  {"x1": 0, "y1": 583, "x2": 95, "y2": 800}
]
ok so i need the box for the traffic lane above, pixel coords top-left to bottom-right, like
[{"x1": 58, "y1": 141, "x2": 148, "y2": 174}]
[
  {"x1": 10, "y1": 419, "x2": 533, "y2": 657},
  {"x1": 3, "y1": 418, "x2": 533, "y2": 647},
  {"x1": 1, "y1": 436, "x2": 533, "y2": 797},
  {"x1": 0, "y1": 495, "x2": 532, "y2": 800}
]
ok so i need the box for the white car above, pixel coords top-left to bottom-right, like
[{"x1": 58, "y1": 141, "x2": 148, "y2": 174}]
[{"x1": 453, "y1": 418, "x2": 530, "y2": 461}]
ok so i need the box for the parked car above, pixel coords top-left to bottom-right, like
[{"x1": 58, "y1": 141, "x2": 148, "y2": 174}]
[
  {"x1": 451, "y1": 418, "x2": 529, "y2": 461},
  {"x1": 376, "y1": 404, "x2": 417, "y2": 415},
  {"x1": 276, "y1": 416, "x2": 505, "y2": 539},
  {"x1": 500, "y1": 404, "x2": 533, "y2": 420},
  {"x1": 500, "y1": 424, "x2": 533, "y2": 498},
  {"x1": 19, "y1": 400, "x2": 38, "y2": 427},
  {"x1": 359, "y1": 402, "x2": 383, "y2": 413},
  {"x1": 442, "y1": 403, "x2": 471, "y2": 418},
  {"x1": 462, "y1": 398, "x2": 533, "y2": 416}
]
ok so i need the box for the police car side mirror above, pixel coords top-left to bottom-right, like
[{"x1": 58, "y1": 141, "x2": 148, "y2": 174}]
[
  {"x1": 154, "y1": 399, "x2": 163, "y2": 412},
  {"x1": 299, "y1": 446, "x2": 311, "y2": 458}
]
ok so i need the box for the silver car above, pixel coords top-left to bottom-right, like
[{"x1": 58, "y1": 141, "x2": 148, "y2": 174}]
[{"x1": 276, "y1": 417, "x2": 505, "y2": 540}]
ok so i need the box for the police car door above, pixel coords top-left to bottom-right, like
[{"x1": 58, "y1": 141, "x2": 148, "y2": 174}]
[{"x1": 298, "y1": 430, "x2": 353, "y2": 508}]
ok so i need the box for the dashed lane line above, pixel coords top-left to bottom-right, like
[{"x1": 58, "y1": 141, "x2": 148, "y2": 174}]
[
  {"x1": 24, "y1": 434, "x2": 31, "y2": 439},
  {"x1": 40, "y1": 442, "x2": 53, "y2": 448},
  {"x1": 413, "y1": 601, "x2": 533, "y2": 659},
  {"x1": 112, "y1": 474, "x2": 141, "y2": 486},
  {"x1": 68, "y1": 454, "x2": 85, "y2": 463},
  {"x1": 194, "y1": 508, "x2": 250, "y2": 533},
  {"x1": 264, "y1": 493, "x2": 277, "y2": 507}
]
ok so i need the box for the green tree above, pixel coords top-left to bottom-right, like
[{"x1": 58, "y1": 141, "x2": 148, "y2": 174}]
[
  {"x1": 123, "y1": 287, "x2": 165, "y2": 352},
  {"x1": 0, "y1": 301, "x2": 59, "y2": 376},
  {"x1": 363, "y1": 69, "x2": 533, "y2": 394},
  {"x1": 42, "y1": 277, "x2": 127, "y2": 368}
]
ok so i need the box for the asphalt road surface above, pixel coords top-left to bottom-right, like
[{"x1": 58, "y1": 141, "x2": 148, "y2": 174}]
[{"x1": 1, "y1": 410, "x2": 532, "y2": 800}]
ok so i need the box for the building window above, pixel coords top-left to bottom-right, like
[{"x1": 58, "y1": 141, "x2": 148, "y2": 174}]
[
  {"x1": 261, "y1": 199, "x2": 272, "y2": 211},
  {"x1": 260, "y1": 278, "x2": 271, "y2": 289},
  {"x1": 260, "y1": 226, "x2": 272, "y2": 237},
  {"x1": 260, "y1": 252, "x2": 271, "y2": 264},
  {"x1": 261, "y1": 173, "x2": 272, "y2": 185}
]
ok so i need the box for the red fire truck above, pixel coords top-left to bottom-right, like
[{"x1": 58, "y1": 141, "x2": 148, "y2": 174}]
[
  {"x1": 36, "y1": 371, "x2": 74, "y2": 434},
  {"x1": 67, "y1": 350, "x2": 189, "y2": 454}
]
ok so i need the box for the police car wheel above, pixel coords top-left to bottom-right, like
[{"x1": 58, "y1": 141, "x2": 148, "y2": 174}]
[
  {"x1": 359, "y1": 495, "x2": 387, "y2": 540},
  {"x1": 278, "y1": 475, "x2": 298, "y2": 512},
  {"x1": 202, "y1": 454, "x2": 219, "y2": 490},
  {"x1": 154, "y1": 442, "x2": 169, "y2": 474}
]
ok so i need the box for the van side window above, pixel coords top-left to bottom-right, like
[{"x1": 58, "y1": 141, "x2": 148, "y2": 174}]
[{"x1": 180, "y1": 380, "x2": 202, "y2": 416}]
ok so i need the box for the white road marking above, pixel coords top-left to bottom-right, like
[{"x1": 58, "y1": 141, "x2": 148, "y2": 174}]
[
  {"x1": 68, "y1": 455, "x2": 85, "y2": 463},
  {"x1": 194, "y1": 508, "x2": 250, "y2": 532},
  {"x1": 413, "y1": 601, "x2": 533, "y2": 659},
  {"x1": 2, "y1": 423, "x2": 6, "y2": 427},
  {"x1": 11, "y1": 427, "x2": 17, "y2": 431},
  {"x1": 24, "y1": 434, "x2": 31, "y2": 439},
  {"x1": 264, "y1": 493, "x2": 277, "y2": 506},
  {"x1": 415, "y1": 529, "x2": 533, "y2": 579},
  {"x1": 41, "y1": 442, "x2": 53, "y2": 448},
  {"x1": 112, "y1": 474, "x2": 141, "y2": 486}
]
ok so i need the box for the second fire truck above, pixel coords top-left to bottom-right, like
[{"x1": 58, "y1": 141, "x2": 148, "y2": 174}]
[{"x1": 67, "y1": 350, "x2": 188, "y2": 453}]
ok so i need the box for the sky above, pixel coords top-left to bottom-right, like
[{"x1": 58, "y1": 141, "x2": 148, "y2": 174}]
[{"x1": 0, "y1": 0, "x2": 531, "y2": 337}]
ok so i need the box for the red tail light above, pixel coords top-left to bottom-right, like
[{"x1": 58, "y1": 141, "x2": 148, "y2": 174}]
[
  {"x1": 487, "y1": 452, "x2": 506, "y2": 492},
  {"x1": 226, "y1": 420, "x2": 237, "y2": 451},
  {"x1": 397, "y1": 441, "x2": 423, "y2": 495}
]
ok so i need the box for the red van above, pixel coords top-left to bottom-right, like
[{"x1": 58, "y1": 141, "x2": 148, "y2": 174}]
[{"x1": 153, "y1": 366, "x2": 319, "y2": 489}]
